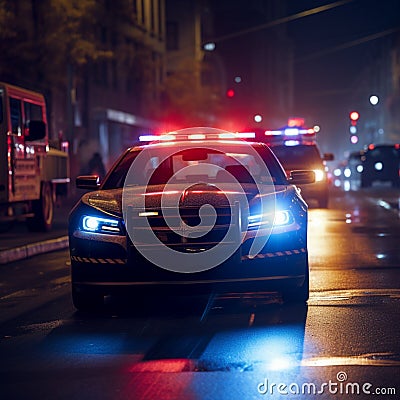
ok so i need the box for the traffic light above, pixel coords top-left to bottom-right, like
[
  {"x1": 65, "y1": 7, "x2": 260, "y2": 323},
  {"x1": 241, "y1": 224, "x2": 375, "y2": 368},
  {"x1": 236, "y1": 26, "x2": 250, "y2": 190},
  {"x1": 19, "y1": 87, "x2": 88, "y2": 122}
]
[
  {"x1": 350, "y1": 134, "x2": 358, "y2": 144},
  {"x1": 349, "y1": 111, "x2": 359, "y2": 143},
  {"x1": 226, "y1": 88, "x2": 235, "y2": 98},
  {"x1": 349, "y1": 111, "x2": 359, "y2": 125}
]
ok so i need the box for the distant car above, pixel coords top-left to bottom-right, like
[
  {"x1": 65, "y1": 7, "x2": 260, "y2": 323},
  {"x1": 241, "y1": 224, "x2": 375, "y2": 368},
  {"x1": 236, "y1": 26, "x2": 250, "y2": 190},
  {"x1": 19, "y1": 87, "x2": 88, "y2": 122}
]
[
  {"x1": 340, "y1": 150, "x2": 364, "y2": 188},
  {"x1": 346, "y1": 151, "x2": 364, "y2": 178},
  {"x1": 69, "y1": 128, "x2": 316, "y2": 311},
  {"x1": 269, "y1": 144, "x2": 334, "y2": 208},
  {"x1": 360, "y1": 144, "x2": 400, "y2": 188}
]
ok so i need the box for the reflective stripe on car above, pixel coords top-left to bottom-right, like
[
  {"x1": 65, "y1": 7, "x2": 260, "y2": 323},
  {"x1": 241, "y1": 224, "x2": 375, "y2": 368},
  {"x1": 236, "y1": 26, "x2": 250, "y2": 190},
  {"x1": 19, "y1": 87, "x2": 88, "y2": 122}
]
[
  {"x1": 241, "y1": 247, "x2": 306, "y2": 260},
  {"x1": 71, "y1": 256, "x2": 126, "y2": 264}
]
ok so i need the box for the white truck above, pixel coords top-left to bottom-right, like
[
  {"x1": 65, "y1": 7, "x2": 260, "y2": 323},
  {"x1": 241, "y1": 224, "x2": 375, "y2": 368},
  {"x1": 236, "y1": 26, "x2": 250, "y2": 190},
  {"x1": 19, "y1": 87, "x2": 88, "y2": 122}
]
[{"x1": 0, "y1": 82, "x2": 70, "y2": 231}]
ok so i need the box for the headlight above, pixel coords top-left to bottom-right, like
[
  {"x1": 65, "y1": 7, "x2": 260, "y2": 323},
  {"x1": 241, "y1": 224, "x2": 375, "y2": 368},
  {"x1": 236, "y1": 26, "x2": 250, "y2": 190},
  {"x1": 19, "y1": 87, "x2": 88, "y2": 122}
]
[
  {"x1": 248, "y1": 210, "x2": 292, "y2": 229},
  {"x1": 81, "y1": 215, "x2": 122, "y2": 234},
  {"x1": 313, "y1": 169, "x2": 325, "y2": 182},
  {"x1": 274, "y1": 210, "x2": 291, "y2": 225}
]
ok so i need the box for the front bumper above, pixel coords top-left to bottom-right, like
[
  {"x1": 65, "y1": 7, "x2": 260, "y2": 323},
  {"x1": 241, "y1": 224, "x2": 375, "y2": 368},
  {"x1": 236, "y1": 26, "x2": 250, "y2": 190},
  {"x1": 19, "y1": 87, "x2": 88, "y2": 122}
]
[
  {"x1": 69, "y1": 196, "x2": 308, "y2": 296},
  {"x1": 70, "y1": 233, "x2": 308, "y2": 296}
]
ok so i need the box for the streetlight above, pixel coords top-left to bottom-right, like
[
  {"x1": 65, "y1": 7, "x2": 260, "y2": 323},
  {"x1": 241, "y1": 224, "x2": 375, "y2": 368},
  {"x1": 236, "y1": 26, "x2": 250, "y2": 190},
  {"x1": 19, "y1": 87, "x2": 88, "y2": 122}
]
[
  {"x1": 203, "y1": 42, "x2": 216, "y2": 51},
  {"x1": 369, "y1": 95, "x2": 379, "y2": 106},
  {"x1": 254, "y1": 114, "x2": 263, "y2": 123}
]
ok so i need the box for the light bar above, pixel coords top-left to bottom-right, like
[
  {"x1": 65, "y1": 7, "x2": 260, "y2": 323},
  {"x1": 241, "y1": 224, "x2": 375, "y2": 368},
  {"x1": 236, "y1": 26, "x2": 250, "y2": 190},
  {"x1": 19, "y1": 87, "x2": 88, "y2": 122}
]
[
  {"x1": 284, "y1": 128, "x2": 299, "y2": 136},
  {"x1": 284, "y1": 140, "x2": 300, "y2": 146},
  {"x1": 265, "y1": 130, "x2": 282, "y2": 136},
  {"x1": 265, "y1": 128, "x2": 315, "y2": 137},
  {"x1": 188, "y1": 134, "x2": 206, "y2": 140},
  {"x1": 236, "y1": 132, "x2": 256, "y2": 139},
  {"x1": 139, "y1": 131, "x2": 256, "y2": 142},
  {"x1": 218, "y1": 133, "x2": 236, "y2": 139},
  {"x1": 139, "y1": 134, "x2": 176, "y2": 142},
  {"x1": 139, "y1": 135, "x2": 161, "y2": 142}
]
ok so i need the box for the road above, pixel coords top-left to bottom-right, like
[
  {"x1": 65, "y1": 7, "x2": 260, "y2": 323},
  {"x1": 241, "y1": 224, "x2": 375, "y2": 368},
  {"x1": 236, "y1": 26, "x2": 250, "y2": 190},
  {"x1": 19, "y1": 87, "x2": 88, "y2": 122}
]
[{"x1": 0, "y1": 187, "x2": 399, "y2": 399}]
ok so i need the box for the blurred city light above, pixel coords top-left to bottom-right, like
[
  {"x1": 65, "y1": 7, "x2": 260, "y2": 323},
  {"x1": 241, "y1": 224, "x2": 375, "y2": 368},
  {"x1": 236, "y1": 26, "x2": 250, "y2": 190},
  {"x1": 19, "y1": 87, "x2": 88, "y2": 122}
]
[
  {"x1": 369, "y1": 95, "x2": 379, "y2": 106},
  {"x1": 226, "y1": 88, "x2": 235, "y2": 98},
  {"x1": 350, "y1": 135, "x2": 359, "y2": 144},
  {"x1": 349, "y1": 111, "x2": 359, "y2": 121},
  {"x1": 203, "y1": 42, "x2": 216, "y2": 51}
]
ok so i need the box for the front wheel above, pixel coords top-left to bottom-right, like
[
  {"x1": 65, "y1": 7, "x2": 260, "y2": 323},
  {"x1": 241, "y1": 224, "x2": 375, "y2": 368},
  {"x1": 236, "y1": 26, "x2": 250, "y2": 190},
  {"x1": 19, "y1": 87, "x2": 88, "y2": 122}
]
[
  {"x1": 72, "y1": 286, "x2": 104, "y2": 312},
  {"x1": 27, "y1": 182, "x2": 54, "y2": 231}
]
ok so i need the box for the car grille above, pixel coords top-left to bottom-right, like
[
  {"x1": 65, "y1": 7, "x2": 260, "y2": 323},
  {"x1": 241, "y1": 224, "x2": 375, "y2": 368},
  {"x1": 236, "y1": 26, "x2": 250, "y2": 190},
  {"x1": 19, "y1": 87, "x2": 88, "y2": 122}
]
[{"x1": 127, "y1": 205, "x2": 238, "y2": 253}]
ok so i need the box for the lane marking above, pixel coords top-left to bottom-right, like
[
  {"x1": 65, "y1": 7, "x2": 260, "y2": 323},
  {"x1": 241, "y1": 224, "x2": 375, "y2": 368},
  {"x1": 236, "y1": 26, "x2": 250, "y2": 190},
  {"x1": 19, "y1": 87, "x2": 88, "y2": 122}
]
[
  {"x1": 301, "y1": 353, "x2": 400, "y2": 367},
  {"x1": 310, "y1": 288, "x2": 400, "y2": 301}
]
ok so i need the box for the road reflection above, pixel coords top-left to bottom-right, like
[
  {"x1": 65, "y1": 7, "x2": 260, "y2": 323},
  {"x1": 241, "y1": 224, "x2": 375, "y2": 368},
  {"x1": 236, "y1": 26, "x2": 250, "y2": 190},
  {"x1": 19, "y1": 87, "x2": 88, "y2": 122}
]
[{"x1": 39, "y1": 295, "x2": 307, "y2": 397}]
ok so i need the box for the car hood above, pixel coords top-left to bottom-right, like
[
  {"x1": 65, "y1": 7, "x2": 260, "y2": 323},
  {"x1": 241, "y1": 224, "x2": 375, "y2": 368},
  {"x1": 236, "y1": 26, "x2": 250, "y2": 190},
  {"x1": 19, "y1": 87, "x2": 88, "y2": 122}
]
[{"x1": 81, "y1": 183, "x2": 290, "y2": 217}]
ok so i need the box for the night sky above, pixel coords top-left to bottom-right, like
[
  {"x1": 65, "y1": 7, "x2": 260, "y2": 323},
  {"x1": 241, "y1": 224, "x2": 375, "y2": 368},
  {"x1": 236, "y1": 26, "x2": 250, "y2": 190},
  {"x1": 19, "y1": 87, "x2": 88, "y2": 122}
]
[
  {"x1": 210, "y1": 0, "x2": 400, "y2": 160},
  {"x1": 287, "y1": 0, "x2": 400, "y2": 158}
]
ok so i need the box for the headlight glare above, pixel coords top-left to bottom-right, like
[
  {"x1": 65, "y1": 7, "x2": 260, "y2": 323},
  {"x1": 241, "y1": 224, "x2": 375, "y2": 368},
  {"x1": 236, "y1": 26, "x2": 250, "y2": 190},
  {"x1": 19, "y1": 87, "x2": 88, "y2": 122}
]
[
  {"x1": 248, "y1": 213, "x2": 269, "y2": 228},
  {"x1": 248, "y1": 210, "x2": 292, "y2": 229},
  {"x1": 313, "y1": 169, "x2": 325, "y2": 182},
  {"x1": 274, "y1": 210, "x2": 290, "y2": 226},
  {"x1": 81, "y1": 216, "x2": 121, "y2": 234}
]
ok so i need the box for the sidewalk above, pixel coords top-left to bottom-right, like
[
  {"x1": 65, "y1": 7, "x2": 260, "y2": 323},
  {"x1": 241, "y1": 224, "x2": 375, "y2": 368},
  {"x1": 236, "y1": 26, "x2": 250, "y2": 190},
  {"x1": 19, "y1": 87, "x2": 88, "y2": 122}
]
[{"x1": 0, "y1": 195, "x2": 79, "y2": 264}]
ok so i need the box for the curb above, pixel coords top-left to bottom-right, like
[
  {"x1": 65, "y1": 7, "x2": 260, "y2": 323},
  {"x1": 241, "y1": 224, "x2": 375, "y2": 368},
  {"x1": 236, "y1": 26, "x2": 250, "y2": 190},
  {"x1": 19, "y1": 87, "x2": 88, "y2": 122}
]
[{"x1": 0, "y1": 236, "x2": 69, "y2": 265}]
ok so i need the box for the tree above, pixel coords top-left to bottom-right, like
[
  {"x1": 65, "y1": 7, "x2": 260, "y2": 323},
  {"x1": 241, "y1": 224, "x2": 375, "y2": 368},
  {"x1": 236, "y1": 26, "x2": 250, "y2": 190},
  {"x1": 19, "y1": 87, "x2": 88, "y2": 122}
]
[{"x1": 0, "y1": 0, "x2": 112, "y2": 89}]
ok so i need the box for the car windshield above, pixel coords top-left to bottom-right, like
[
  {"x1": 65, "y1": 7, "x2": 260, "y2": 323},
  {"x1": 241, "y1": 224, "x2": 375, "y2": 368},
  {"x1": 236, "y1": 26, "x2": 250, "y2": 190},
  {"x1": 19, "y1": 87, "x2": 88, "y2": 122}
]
[
  {"x1": 271, "y1": 145, "x2": 322, "y2": 169},
  {"x1": 102, "y1": 142, "x2": 288, "y2": 189}
]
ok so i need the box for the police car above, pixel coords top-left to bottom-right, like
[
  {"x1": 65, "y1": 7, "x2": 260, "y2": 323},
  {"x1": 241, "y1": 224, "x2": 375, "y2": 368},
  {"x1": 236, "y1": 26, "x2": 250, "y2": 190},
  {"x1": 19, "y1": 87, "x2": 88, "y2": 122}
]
[
  {"x1": 69, "y1": 128, "x2": 315, "y2": 310},
  {"x1": 262, "y1": 124, "x2": 334, "y2": 208}
]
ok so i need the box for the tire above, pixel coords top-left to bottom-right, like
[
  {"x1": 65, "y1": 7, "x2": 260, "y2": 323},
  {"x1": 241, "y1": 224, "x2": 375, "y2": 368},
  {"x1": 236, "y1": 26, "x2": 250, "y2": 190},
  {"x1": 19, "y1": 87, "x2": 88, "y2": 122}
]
[
  {"x1": 72, "y1": 286, "x2": 104, "y2": 312},
  {"x1": 27, "y1": 182, "x2": 54, "y2": 232},
  {"x1": 282, "y1": 266, "x2": 309, "y2": 304}
]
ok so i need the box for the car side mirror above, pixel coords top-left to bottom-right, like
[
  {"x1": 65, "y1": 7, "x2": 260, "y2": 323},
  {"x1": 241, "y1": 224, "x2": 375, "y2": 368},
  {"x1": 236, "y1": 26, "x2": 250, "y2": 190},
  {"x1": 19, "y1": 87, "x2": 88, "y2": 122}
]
[
  {"x1": 76, "y1": 175, "x2": 100, "y2": 190},
  {"x1": 323, "y1": 153, "x2": 334, "y2": 161},
  {"x1": 289, "y1": 170, "x2": 316, "y2": 185}
]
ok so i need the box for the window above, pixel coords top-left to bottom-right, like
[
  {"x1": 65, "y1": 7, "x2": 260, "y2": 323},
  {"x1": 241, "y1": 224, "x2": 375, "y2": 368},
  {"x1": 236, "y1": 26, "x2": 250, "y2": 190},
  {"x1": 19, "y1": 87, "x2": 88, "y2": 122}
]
[
  {"x1": 24, "y1": 101, "x2": 43, "y2": 123},
  {"x1": 103, "y1": 143, "x2": 286, "y2": 189},
  {"x1": 9, "y1": 97, "x2": 22, "y2": 135}
]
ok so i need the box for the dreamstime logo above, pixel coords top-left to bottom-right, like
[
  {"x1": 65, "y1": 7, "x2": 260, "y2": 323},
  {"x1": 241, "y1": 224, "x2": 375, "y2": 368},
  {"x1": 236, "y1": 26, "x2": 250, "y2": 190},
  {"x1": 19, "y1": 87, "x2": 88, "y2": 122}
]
[
  {"x1": 257, "y1": 371, "x2": 397, "y2": 396},
  {"x1": 336, "y1": 371, "x2": 348, "y2": 382},
  {"x1": 122, "y1": 127, "x2": 276, "y2": 273}
]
